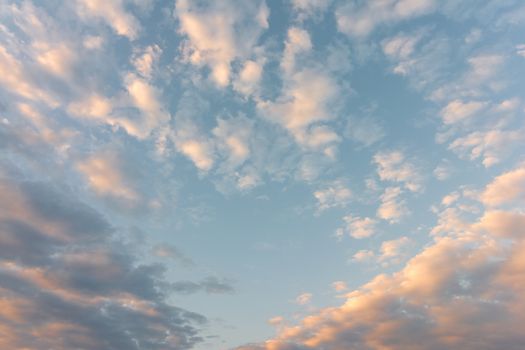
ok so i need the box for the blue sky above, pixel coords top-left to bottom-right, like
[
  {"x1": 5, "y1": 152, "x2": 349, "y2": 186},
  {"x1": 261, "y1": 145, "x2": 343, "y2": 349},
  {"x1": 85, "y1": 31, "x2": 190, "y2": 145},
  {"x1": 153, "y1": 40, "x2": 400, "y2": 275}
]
[{"x1": 1, "y1": 0, "x2": 525, "y2": 349}]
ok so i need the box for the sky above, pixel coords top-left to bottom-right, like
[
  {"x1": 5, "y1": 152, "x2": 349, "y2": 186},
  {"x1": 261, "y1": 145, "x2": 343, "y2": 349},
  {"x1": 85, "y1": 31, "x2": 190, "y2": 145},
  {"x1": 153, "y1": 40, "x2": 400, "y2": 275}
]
[{"x1": 1, "y1": 0, "x2": 525, "y2": 349}]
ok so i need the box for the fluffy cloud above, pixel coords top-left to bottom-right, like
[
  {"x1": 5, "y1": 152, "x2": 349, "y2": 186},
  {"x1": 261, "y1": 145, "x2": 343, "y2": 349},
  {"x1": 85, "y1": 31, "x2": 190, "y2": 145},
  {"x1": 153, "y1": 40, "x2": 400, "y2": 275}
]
[
  {"x1": 377, "y1": 186, "x2": 410, "y2": 223},
  {"x1": 76, "y1": 0, "x2": 140, "y2": 40},
  {"x1": 76, "y1": 151, "x2": 138, "y2": 202},
  {"x1": 336, "y1": 0, "x2": 435, "y2": 37},
  {"x1": 236, "y1": 169, "x2": 525, "y2": 350},
  {"x1": 175, "y1": 0, "x2": 269, "y2": 87},
  {"x1": 481, "y1": 166, "x2": 525, "y2": 207},
  {"x1": 295, "y1": 293, "x2": 313, "y2": 305},
  {"x1": 440, "y1": 99, "x2": 487, "y2": 124},
  {"x1": 337, "y1": 215, "x2": 377, "y2": 239},
  {"x1": 448, "y1": 129, "x2": 523, "y2": 167},
  {"x1": 373, "y1": 150, "x2": 423, "y2": 192},
  {"x1": 314, "y1": 180, "x2": 352, "y2": 212},
  {"x1": 0, "y1": 177, "x2": 206, "y2": 349}
]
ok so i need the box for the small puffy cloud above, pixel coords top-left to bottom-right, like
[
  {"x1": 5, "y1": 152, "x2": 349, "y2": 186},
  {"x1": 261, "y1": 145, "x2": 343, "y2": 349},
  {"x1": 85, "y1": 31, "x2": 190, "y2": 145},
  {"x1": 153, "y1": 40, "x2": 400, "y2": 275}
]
[
  {"x1": 448, "y1": 129, "x2": 523, "y2": 167},
  {"x1": 433, "y1": 159, "x2": 453, "y2": 180},
  {"x1": 76, "y1": 152, "x2": 138, "y2": 201},
  {"x1": 295, "y1": 293, "x2": 312, "y2": 305},
  {"x1": 331, "y1": 281, "x2": 348, "y2": 292},
  {"x1": 233, "y1": 59, "x2": 264, "y2": 96},
  {"x1": 83, "y1": 35, "x2": 104, "y2": 50},
  {"x1": 338, "y1": 215, "x2": 377, "y2": 239},
  {"x1": 373, "y1": 150, "x2": 422, "y2": 192},
  {"x1": 378, "y1": 236, "x2": 411, "y2": 265},
  {"x1": 281, "y1": 27, "x2": 312, "y2": 74},
  {"x1": 133, "y1": 44, "x2": 161, "y2": 78},
  {"x1": 178, "y1": 139, "x2": 215, "y2": 171},
  {"x1": 382, "y1": 32, "x2": 422, "y2": 75},
  {"x1": 213, "y1": 116, "x2": 252, "y2": 168},
  {"x1": 377, "y1": 186, "x2": 409, "y2": 223},
  {"x1": 351, "y1": 249, "x2": 375, "y2": 263},
  {"x1": 175, "y1": 0, "x2": 269, "y2": 87},
  {"x1": 440, "y1": 99, "x2": 486, "y2": 124},
  {"x1": 441, "y1": 192, "x2": 460, "y2": 207},
  {"x1": 68, "y1": 74, "x2": 169, "y2": 140},
  {"x1": 481, "y1": 166, "x2": 525, "y2": 208},
  {"x1": 314, "y1": 180, "x2": 352, "y2": 211},
  {"x1": 268, "y1": 316, "x2": 285, "y2": 327},
  {"x1": 291, "y1": 0, "x2": 330, "y2": 22},
  {"x1": 76, "y1": 0, "x2": 140, "y2": 39},
  {"x1": 336, "y1": 0, "x2": 435, "y2": 37},
  {"x1": 259, "y1": 68, "x2": 340, "y2": 152}
]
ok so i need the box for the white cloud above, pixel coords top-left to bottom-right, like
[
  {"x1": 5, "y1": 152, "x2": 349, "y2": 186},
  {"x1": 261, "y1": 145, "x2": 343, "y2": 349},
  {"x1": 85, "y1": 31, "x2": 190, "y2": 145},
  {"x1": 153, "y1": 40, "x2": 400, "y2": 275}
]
[
  {"x1": 238, "y1": 172, "x2": 525, "y2": 350},
  {"x1": 336, "y1": 0, "x2": 435, "y2": 37},
  {"x1": 213, "y1": 116, "x2": 252, "y2": 168},
  {"x1": 76, "y1": 152, "x2": 138, "y2": 201},
  {"x1": 339, "y1": 215, "x2": 377, "y2": 239},
  {"x1": 233, "y1": 59, "x2": 264, "y2": 96},
  {"x1": 481, "y1": 166, "x2": 525, "y2": 208},
  {"x1": 378, "y1": 236, "x2": 411, "y2": 265},
  {"x1": 448, "y1": 129, "x2": 523, "y2": 167},
  {"x1": 373, "y1": 150, "x2": 422, "y2": 192},
  {"x1": 76, "y1": 0, "x2": 140, "y2": 39},
  {"x1": 440, "y1": 99, "x2": 486, "y2": 124},
  {"x1": 281, "y1": 27, "x2": 312, "y2": 74},
  {"x1": 314, "y1": 180, "x2": 352, "y2": 211},
  {"x1": 331, "y1": 281, "x2": 348, "y2": 292},
  {"x1": 433, "y1": 159, "x2": 453, "y2": 181},
  {"x1": 133, "y1": 45, "x2": 161, "y2": 78},
  {"x1": 377, "y1": 186, "x2": 409, "y2": 223},
  {"x1": 352, "y1": 249, "x2": 375, "y2": 263},
  {"x1": 295, "y1": 292, "x2": 312, "y2": 305},
  {"x1": 175, "y1": 0, "x2": 269, "y2": 87}
]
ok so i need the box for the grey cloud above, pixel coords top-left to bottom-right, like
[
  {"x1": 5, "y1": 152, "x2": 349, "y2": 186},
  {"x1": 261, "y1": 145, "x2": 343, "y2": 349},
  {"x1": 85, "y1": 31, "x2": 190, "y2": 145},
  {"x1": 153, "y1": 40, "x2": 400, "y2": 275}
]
[
  {"x1": 0, "y1": 177, "x2": 206, "y2": 349},
  {"x1": 171, "y1": 276, "x2": 235, "y2": 295}
]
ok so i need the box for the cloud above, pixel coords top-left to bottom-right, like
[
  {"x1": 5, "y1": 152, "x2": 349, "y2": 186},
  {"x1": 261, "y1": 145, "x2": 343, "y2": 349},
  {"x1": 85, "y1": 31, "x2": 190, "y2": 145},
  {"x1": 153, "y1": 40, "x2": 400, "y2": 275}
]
[
  {"x1": 433, "y1": 159, "x2": 453, "y2": 180},
  {"x1": 331, "y1": 281, "x2": 348, "y2": 293},
  {"x1": 336, "y1": 0, "x2": 435, "y2": 37},
  {"x1": 0, "y1": 177, "x2": 206, "y2": 349},
  {"x1": 76, "y1": 151, "x2": 138, "y2": 202},
  {"x1": 481, "y1": 166, "x2": 525, "y2": 207},
  {"x1": 314, "y1": 180, "x2": 352, "y2": 212},
  {"x1": 338, "y1": 215, "x2": 377, "y2": 239},
  {"x1": 295, "y1": 293, "x2": 313, "y2": 305},
  {"x1": 76, "y1": 0, "x2": 140, "y2": 39},
  {"x1": 448, "y1": 129, "x2": 523, "y2": 167},
  {"x1": 440, "y1": 99, "x2": 487, "y2": 124},
  {"x1": 132, "y1": 44, "x2": 161, "y2": 79},
  {"x1": 258, "y1": 68, "x2": 340, "y2": 152},
  {"x1": 236, "y1": 174, "x2": 525, "y2": 350},
  {"x1": 171, "y1": 277, "x2": 235, "y2": 295},
  {"x1": 344, "y1": 116, "x2": 385, "y2": 147},
  {"x1": 374, "y1": 150, "x2": 423, "y2": 192},
  {"x1": 377, "y1": 186, "x2": 410, "y2": 223},
  {"x1": 175, "y1": 0, "x2": 269, "y2": 87},
  {"x1": 352, "y1": 249, "x2": 375, "y2": 263},
  {"x1": 378, "y1": 236, "x2": 412, "y2": 265},
  {"x1": 291, "y1": 0, "x2": 331, "y2": 22},
  {"x1": 151, "y1": 244, "x2": 195, "y2": 267}
]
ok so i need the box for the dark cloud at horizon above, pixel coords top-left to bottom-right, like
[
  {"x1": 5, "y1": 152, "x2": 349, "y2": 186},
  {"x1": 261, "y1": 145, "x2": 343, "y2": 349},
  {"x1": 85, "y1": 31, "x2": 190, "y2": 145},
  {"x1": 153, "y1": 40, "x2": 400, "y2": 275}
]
[{"x1": 0, "y1": 176, "x2": 207, "y2": 349}]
